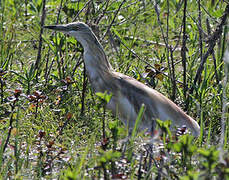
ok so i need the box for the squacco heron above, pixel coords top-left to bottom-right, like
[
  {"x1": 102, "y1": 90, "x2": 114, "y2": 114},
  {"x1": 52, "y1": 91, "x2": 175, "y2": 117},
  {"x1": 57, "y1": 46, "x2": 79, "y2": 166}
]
[{"x1": 44, "y1": 22, "x2": 200, "y2": 137}]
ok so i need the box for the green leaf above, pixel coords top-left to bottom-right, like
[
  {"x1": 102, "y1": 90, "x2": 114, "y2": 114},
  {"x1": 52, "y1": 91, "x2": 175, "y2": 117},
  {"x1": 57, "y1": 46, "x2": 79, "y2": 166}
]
[
  {"x1": 42, "y1": 35, "x2": 56, "y2": 52},
  {"x1": 96, "y1": 92, "x2": 112, "y2": 104},
  {"x1": 11, "y1": 70, "x2": 26, "y2": 81},
  {"x1": 131, "y1": 104, "x2": 145, "y2": 139},
  {"x1": 173, "y1": 142, "x2": 182, "y2": 152},
  {"x1": 98, "y1": 150, "x2": 121, "y2": 164},
  {"x1": 29, "y1": 2, "x2": 37, "y2": 13}
]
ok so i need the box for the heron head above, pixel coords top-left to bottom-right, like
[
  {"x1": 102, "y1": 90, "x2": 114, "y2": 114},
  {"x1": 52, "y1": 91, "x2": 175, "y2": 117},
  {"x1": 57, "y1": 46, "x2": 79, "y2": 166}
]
[
  {"x1": 44, "y1": 22, "x2": 90, "y2": 33},
  {"x1": 44, "y1": 22, "x2": 96, "y2": 44},
  {"x1": 45, "y1": 22, "x2": 105, "y2": 53}
]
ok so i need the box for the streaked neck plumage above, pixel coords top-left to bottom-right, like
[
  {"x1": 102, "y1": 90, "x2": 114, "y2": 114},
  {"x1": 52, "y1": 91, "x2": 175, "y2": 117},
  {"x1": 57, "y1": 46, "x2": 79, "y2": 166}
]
[
  {"x1": 68, "y1": 29, "x2": 113, "y2": 92},
  {"x1": 69, "y1": 30, "x2": 112, "y2": 71}
]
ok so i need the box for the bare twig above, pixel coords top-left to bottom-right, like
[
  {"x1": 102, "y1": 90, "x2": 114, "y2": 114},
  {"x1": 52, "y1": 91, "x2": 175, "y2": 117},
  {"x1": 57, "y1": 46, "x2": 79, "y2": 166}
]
[
  {"x1": 170, "y1": 47, "x2": 176, "y2": 101},
  {"x1": 3, "y1": 101, "x2": 16, "y2": 153},
  {"x1": 71, "y1": 56, "x2": 83, "y2": 77},
  {"x1": 25, "y1": 0, "x2": 28, "y2": 19},
  {"x1": 123, "y1": 28, "x2": 183, "y2": 52},
  {"x1": 102, "y1": 162, "x2": 108, "y2": 180},
  {"x1": 0, "y1": 77, "x2": 4, "y2": 103},
  {"x1": 102, "y1": 104, "x2": 106, "y2": 140},
  {"x1": 190, "y1": 4, "x2": 229, "y2": 94},
  {"x1": 181, "y1": 0, "x2": 188, "y2": 109},
  {"x1": 154, "y1": 2, "x2": 169, "y2": 50},
  {"x1": 44, "y1": 48, "x2": 50, "y2": 84},
  {"x1": 187, "y1": 12, "x2": 208, "y2": 38},
  {"x1": 80, "y1": 63, "x2": 88, "y2": 116},
  {"x1": 56, "y1": 0, "x2": 63, "y2": 24},
  {"x1": 102, "y1": 0, "x2": 127, "y2": 40},
  {"x1": 35, "y1": 0, "x2": 46, "y2": 77},
  {"x1": 73, "y1": 0, "x2": 92, "y2": 21},
  {"x1": 45, "y1": 58, "x2": 54, "y2": 86},
  {"x1": 220, "y1": 27, "x2": 229, "y2": 148},
  {"x1": 197, "y1": 0, "x2": 203, "y2": 86},
  {"x1": 166, "y1": 0, "x2": 176, "y2": 101},
  {"x1": 206, "y1": 18, "x2": 219, "y2": 84},
  {"x1": 95, "y1": 0, "x2": 110, "y2": 24}
]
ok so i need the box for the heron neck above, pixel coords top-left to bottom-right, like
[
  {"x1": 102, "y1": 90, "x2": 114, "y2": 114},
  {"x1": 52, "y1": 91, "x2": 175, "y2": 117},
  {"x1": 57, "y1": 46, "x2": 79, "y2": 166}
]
[
  {"x1": 82, "y1": 45, "x2": 113, "y2": 92},
  {"x1": 76, "y1": 32, "x2": 114, "y2": 92},
  {"x1": 79, "y1": 34, "x2": 112, "y2": 72}
]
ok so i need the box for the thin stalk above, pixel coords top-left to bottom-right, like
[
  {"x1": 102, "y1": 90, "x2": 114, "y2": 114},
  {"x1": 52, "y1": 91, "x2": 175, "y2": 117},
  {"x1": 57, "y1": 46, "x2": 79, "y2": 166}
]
[
  {"x1": 3, "y1": 100, "x2": 16, "y2": 153},
  {"x1": 128, "y1": 104, "x2": 145, "y2": 162},
  {"x1": 56, "y1": 0, "x2": 63, "y2": 24},
  {"x1": 170, "y1": 47, "x2": 176, "y2": 101},
  {"x1": 56, "y1": 49, "x2": 62, "y2": 79},
  {"x1": 35, "y1": 0, "x2": 46, "y2": 79},
  {"x1": 155, "y1": 1, "x2": 176, "y2": 100},
  {"x1": 181, "y1": 0, "x2": 188, "y2": 110},
  {"x1": 0, "y1": 78, "x2": 3, "y2": 103},
  {"x1": 102, "y1": 0, "x2": 127, "y2": 40},
  {"x1": 102, "y1": 162, "x2": 108, "y2": 180},
  {"x1": 166, "y1": 0, "x2": 173, "y2": 100},
  {"x1": 73, "y1": 0, "x2": 92, "y2": 21},
  {"x1": 44, "y1": 49, "x2": 50, "y2": 84},
  {"x1": 206, "y1": 18, "x2": 219, "y2": 84},
  {"x1": 95, "y1": 0, "x2": 110, "y2": 24},
  {"x1": 14, "y1": 107, "x2": 20, "y2": 174},
  {"x1": 76, "y1": 146, "x2": 89, "y2": 175},
  {"x1": 25, "y1": 0, "x2": 28, "y2": 20},
  {"x1": 197, "y1": 0, "x2": 203, "y2": 85},
  {"x1": 190, "y1": 4, "x2": 229, "y2": 94},
  {"x1": 0, "y1": 0, "x2": 5, "y2": 64},
  {"x1": 102, "y1": 104, "x2": 106, "y2": 140},
  {"x1": 220, "y1": 32, "x2": 229, "y2": 148},
  {"x1": 44, "y1": 0, "x2": 63, "y2": 85},
  {"x1": 80, "y1": 63, "x2": 88, "y2": 116},
  {"x1": 199, "y1": 104, "x2": 204, "y2": 146}
]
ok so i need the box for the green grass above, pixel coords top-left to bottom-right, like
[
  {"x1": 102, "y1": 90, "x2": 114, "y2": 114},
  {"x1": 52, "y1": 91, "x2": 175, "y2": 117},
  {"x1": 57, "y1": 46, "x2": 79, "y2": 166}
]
[{"x1": 0, "y1": 0, "x2": 229, "y2": 179}]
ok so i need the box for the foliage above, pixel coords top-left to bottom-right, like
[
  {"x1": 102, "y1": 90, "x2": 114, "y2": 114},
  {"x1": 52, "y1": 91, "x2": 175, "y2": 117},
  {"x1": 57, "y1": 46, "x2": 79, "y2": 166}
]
[{"x1": 0, "y1": 0, "x2": 228, "y2": 179}]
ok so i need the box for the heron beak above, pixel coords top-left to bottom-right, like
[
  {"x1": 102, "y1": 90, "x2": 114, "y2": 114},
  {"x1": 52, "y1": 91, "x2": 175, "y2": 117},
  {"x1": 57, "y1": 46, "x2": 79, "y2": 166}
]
[{"x1": 43, "y1": 25, "x2": 69, "y2": 32}]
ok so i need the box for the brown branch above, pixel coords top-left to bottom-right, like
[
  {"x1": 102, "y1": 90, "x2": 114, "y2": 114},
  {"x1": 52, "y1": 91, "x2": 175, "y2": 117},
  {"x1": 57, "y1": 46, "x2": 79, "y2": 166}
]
[
  {"x1": 80, "y1": 63, "x2": 88, "y2": 116},
  {"x1": 206, "y1": 18, "x2": 219, "y2": 84},
  {"x1": 154, "y1": 2, "x2": 169, "y2": 50},
  {"x1": 181, "y1": 0, "x2": 188, "y2": 109},
  {"x1": 190, "y1": 4, "x2": 229, "y2": 94},
  {"x1": 95, "y1": 0, "x2": 110, "y2": 24},
  {"x1": 72, "y1": 0, "x2": 92, "y2": 21},
  {"x1": 102, "y1": 0, "x2": 127, "y2": 40},
  {"x1": 170, "y1": 47, "x2": 176, "y2": 101},
  {"x1": 3, "y1": 101, "x2": 16, "y2": 154},
  {"x1": 56, "y1": 0, "x2": 63, "y2": 24},
  {"x1": 35, "y1": 0, "x2": 46, "y2": 76}
]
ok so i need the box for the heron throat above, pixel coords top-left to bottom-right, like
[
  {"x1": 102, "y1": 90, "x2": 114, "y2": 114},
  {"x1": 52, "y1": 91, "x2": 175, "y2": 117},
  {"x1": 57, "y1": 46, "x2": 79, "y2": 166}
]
[{"x1": 78, "y1": 33, "x2": 113, "y2": 93}]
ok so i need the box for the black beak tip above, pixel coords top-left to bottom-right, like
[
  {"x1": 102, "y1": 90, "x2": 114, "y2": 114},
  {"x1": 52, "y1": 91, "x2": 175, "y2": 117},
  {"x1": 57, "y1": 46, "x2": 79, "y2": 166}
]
[{"x1": 43, "y1": 25, "x2": 56, "y2": 29}]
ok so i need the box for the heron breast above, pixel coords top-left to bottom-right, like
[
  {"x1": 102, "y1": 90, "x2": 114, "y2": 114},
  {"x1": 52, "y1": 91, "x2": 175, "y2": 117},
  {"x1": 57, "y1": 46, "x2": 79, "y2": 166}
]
[{"x1": 107, "y1": 95, "x2": 138, "y2": 127}]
